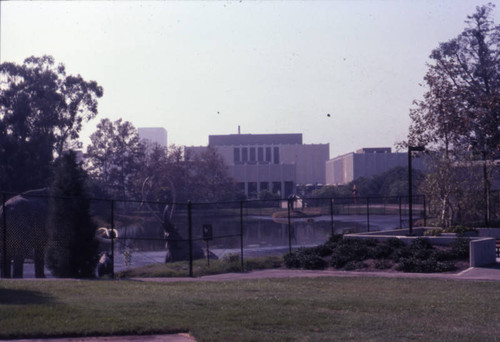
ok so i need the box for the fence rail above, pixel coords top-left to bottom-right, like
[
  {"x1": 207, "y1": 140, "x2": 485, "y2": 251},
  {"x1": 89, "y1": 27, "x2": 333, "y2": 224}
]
[{"x1": 0, "y1": 192, "x2": 434, "y2": 279}]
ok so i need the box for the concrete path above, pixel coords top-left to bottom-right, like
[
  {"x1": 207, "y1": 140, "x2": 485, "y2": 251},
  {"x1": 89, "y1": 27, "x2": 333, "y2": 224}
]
[
  {"x1": 134, "y1": 263, "x2": 500, "y2": 283},
  {"x1": 5, "y1": 334, "x2": 195, "y2": 342}
]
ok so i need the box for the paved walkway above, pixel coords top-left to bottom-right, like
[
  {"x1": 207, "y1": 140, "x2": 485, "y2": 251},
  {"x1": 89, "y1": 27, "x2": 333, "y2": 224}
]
[{"x1": 5, "y1": 264, "x2": 500, "y2": 342}]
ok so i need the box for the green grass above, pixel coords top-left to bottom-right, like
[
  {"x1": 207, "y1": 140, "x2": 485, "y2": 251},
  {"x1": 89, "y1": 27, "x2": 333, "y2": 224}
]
[{"x1": 1, "y1": 277, "x2": 500, "y2": 341}]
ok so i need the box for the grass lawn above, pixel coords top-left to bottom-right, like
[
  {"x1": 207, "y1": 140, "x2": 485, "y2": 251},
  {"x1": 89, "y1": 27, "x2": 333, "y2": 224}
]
[{"x1": 1, "y1": 277, "x2": 499, "y2": 341}]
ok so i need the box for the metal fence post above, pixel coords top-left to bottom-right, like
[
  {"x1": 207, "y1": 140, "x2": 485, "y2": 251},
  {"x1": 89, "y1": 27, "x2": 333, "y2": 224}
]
[
  {"x1": 287, "y1": 198, "x2": 292, "y2": 254},
  {"x1": 423, "y1": 195, "x2": 427, "y2": 227},
  {"x1": 366, "y1": 197, "x2": 370, "y2": 232},
  {"x1": 188, "y1": 201, "x2": 193, "y2": 277},
  {"x1": 398, "y1": 196, "x2": 402, "y2": 229},
  {"x1": 240, "y1": 200, "x2": 244, "y2": 272},
  {"x1": 330, "y1": 198, "x2": 334, "y2": 236},
  {"x1": 110, "y1": 199, "x2": 115, "y2": 279},
  {"x1": 2, "y1": 194, "x2": 7, "y2": 278}
]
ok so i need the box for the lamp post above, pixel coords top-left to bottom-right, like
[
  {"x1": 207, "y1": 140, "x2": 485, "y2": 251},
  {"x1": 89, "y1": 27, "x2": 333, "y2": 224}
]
[
  {"x1": 482, "y1": 146, "x2": 490, "y2": 227},
  {"x1": 408, "y1": 145, "x2": 425, "y2": 235}
]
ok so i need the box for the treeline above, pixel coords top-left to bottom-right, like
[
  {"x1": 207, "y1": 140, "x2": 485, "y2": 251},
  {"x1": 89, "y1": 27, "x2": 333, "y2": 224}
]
[
  {"x1": 0, "y1": 57, "x2": 240, "y2": 204},
  {"x1": 309, "y1": 167, "x2": 425, "y2": 199}
]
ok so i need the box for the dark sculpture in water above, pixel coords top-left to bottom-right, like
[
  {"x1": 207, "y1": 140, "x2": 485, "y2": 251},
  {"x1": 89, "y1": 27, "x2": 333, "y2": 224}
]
[
  {"x1": 96, "y1": 251, "x2": 113, "y2": 277},
  {"x1": 141, "y1": 177, "x2": 209, "y2": 263},
  {"x1": 161, "y1": 203, "x2": 205, "y2": 262},
  {"x1": 0, "y1": 188, "x2": 50, "y2": 278}
]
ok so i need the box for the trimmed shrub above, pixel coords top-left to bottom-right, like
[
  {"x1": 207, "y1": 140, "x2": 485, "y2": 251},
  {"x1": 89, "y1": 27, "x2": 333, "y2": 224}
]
[
  {"x1": 284, "y1": 248, "x2": 327, "y2": 270},
  {"x1": 374, "y1": 259, "x2": 393, "y2": 269},
  {"x1": 450, "y1": 237, "x2": 470, "y2": 259},
  {"x1": 344, "y1": 261, "x2": 367, "y2": 271},
  {"x1": 386, "y1": 237, "x2": 406, "y2": 249},
  {"x1": 284, "y1": 252, "x2": 301, "y2": 269},
  {"x1": 424, "y1": 228, "x2": 443, "y2": 236},
  {"x1": 373, "y1": 244, "x2": 394, "y2": 259},
  {"x1": 313, "y1": 244, "x2": 334, "y2": 257}
]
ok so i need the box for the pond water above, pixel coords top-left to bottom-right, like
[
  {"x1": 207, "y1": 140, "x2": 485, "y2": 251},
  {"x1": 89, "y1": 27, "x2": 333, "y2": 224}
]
[{"x1": 113, "y1": 213, "x2": 404, "y2": 253}]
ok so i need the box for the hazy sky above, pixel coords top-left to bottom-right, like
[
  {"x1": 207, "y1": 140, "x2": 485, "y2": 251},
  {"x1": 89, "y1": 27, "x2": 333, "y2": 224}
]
[{"x1": 1, "y1": 1, "x2": 498, "y2": 158}]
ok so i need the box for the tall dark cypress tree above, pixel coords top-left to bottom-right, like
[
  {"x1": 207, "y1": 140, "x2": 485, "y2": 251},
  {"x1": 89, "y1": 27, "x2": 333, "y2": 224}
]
[{"x1": 46, "y1": 151, "x2": 98, "y2": 278}]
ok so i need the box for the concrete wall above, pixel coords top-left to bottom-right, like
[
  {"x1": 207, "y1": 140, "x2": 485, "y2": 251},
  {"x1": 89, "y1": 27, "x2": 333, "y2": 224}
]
[
  {"x1": 326, "y1": 149, "x2": 428, "y2": 186},
  {"x1": 470, "y1": 238, "x2": 497, "y2": 267},
  {"x1": 346, "y1": 228, "x2": 497, "y2": 268}
]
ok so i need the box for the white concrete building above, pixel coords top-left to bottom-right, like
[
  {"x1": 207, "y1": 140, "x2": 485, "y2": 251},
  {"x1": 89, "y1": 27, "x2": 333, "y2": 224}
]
[
  {"x1": 326, "y1": 147, "x2": 427, "y2": 185},
  {"x1": 186, "y1": 133, "x2": 329, "y2": 199},
  {"x1": 138, "y1": 127, "x2": 167, "y2": 147}
]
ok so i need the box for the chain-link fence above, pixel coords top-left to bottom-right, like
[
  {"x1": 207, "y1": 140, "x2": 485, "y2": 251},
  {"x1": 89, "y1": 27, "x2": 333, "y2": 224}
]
[{"x1": 1, "y1": 191, "x2": 436, "y2": 279}]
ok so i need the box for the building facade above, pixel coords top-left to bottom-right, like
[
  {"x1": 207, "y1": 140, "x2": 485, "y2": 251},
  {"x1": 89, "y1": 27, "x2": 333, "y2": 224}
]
[
  {"x1": 186, "y1": 133, "x2": 329, "y2": 199},
  {"x1": 326, "y1": 147, "x2": 427, "y2": 185},
  {"x1": 138, "y1": 127, "x2": 168, "y2": 147}
]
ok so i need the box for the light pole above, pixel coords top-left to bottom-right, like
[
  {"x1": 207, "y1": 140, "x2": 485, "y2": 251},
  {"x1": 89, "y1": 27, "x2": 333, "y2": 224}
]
[
  {"x1": 408, "y1": 145, "x2": 425, "y2": 235},
  {"x1": 482, "y1": 146, "x2": 490, "y2": 227}
]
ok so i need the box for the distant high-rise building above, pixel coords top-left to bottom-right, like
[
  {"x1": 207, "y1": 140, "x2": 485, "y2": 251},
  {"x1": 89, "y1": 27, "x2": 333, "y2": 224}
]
[{"x1": 138, "y1": 127, "x2": 167, "y2": 147}]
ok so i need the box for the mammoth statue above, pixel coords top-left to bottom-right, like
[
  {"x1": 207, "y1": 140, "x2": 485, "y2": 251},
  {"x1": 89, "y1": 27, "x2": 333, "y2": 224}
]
[{"x1": 0, "y1": 188, "x2": 50, "y2": 278}]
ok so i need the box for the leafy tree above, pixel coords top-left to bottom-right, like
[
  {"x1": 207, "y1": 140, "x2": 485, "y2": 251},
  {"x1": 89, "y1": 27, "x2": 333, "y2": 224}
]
[
  {"x1": 189, "y1": 147, "x2": 239, "y2": 202},
  {"x1": 46, "y1": 151, "x2": 98, "y2": 278},
  {"x1": 407, "y1": 4, "x2": 500, "y2": 154},
  {"x1": 139, "y1": 145, "x2": 240, "y2": 204},
  {"x1": 0, "y1": 56, "x2": 103, "y2": 192},
  {"x1": 349, "y1": 167, "x2": 424, "y2": 198},
  {"x1": 310, "y1": 185, "x2": 352, "y2": 199},
  {"x1": 405, "y1": 5, "x2": 499, "y2": 226},
  {"x1": 85, "y1": 118, "x2": 146, "y2": 199}
]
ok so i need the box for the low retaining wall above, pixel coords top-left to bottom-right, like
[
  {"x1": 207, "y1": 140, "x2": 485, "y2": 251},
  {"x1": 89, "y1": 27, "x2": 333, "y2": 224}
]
[
  {"x1": 470, "y1": 238, "x2": 497, "y2": 267},
  {"x1": 346, "y1": 228, "x2": 497, "y2": 267}
]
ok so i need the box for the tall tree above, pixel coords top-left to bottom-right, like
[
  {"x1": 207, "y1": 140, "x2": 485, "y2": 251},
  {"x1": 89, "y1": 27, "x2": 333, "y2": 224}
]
[
  {"x1": 406, "y1": 4, "x2": 499, "y2": 226},
  {"x1": 407, "y1": 4, "x2": 500, "y2": 154},
  {"x1": 0, "y1": 56, "x2": 103, "y2": 192},
  {"x1": 85, "y1": 118, "x2": 146, "y2": 199},
  {"x1": 46, "y1": 151, "x2": 98, "y2": 278}
]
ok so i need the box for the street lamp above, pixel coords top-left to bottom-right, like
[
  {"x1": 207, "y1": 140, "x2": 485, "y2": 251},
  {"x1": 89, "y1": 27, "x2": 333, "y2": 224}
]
[{"x1": 408, "y1": 145, "x2": 425, "y2": 235}]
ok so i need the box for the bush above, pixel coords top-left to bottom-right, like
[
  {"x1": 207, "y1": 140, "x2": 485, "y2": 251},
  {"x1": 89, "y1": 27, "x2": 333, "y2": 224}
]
[
  {"x1": 410, "y1": 237, "x2": 433, "y2": 251},
  {"x1": 344, "y1": 261, "x2": 367, "y2": 271},
  {"x1": 445, "y1": 225, "x2": 477, "y2": 236},
  {"x1": 373, "y1": 244, "x2": 394, "y2": 259},
  {"x1": 312, "y1": 244, "x2": 334, "y2": 257},
  {"x1": 284, "y1": 252, "x2": 301, "y2": 269},
  {"x1": 431, "y1": 249, "x2": 455, "y2": 262},
  {"x1": 284, "y1": 248, "x2": 327, "y2": 270},
  {"x1": 324, "y1": 234, "x2": 343, "y2": 249},
  {"x1": 386, "y1": 238, "x2": 406, "y2": 249},
  {"x1": 424, "y1": 229, "x2": 443, "y2": 236},
  {"x1": 374, "y1": 259, "x2": 393, "y2": 270},
  {"x1": 450, "y1": 237, "x2": 470, "y2": 259},
  {"x1": 396, "y1": 256, "x2": 457, "y2": 273}
]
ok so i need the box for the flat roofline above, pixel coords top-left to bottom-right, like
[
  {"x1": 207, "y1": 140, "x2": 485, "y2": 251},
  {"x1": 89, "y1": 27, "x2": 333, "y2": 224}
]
[{"x1": 209, "y1": 133, "x2": 303, "y2": 146}]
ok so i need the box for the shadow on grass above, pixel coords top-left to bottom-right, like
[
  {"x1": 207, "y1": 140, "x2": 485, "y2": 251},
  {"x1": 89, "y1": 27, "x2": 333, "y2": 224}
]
[{"x1": 0, "y1": 289, "x2": 54, "y2": 305}]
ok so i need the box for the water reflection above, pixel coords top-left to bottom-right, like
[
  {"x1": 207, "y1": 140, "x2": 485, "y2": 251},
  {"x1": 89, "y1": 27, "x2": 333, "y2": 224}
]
[{"x1": 110, "y1": 212, "x2": 402, "y2": 253}]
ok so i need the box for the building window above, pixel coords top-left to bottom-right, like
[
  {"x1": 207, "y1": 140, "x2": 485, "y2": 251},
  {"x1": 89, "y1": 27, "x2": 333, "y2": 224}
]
[
  {"x1": 284, "y1": 181, "x2": 294, "y2": 198},
  {"x1": 258, "y1": 147, "x2": 264, "y2": 162},
  {"x1": 260, "y1": 182, "x2": 269, "y2": 192},
  {"x1": 248, "y1": 182, "x2": 258, "y2": 199},
  {"x1": 242, "y1": 147, "x2": 248, "y2": 163},
  {"x1": 236, "y1": 183, "x2": 245, "y2": 193},
  {"x1": 249, "y1": 147, "x2": 256, "y2": 162},
  {"x1": 273, "y1": 147, "x2": 280, "y2": 164},
  {"x1": 272, "y1": 181, "x2": 282, "y2": 195},
  {"x1": 265, "y1": 147, "x2": 272, "y2": 162},
  {"x1": 234, "y1": 148, "x2": 240, "y2": 163}
]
